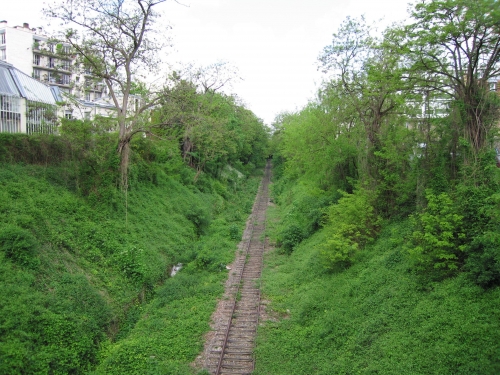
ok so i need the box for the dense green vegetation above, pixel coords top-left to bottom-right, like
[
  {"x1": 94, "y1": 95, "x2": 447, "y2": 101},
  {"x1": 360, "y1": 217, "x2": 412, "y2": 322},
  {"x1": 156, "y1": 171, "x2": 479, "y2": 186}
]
[
  {"x1": 2, "y1": 0, "x2": 499, "y2": 373},
  {"x1": 0, "y1": 78, "x2": 269, "y2": 374},
  {"x1": 256, "y1": 0, "x2": 500, "y2": 373},
  {"x1": 256, "y1": 218, "x2": 500, "y2": 374}
]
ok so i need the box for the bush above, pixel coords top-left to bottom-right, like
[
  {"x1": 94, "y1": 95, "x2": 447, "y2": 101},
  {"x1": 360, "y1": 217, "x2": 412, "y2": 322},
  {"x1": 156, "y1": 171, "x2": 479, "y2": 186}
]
[
  {"x1": 408, "y1": 190, "x2": 466, "y2": 280},
  {"x1": 186, "y1": 203, "x2": 211, "y2": 236},
  {"x1": 464, "y1": 231, "x2": 500, "y2": 288},
  {"x1": 0, "y1": 225, "x2": 39, "y2": 268},
  {"x1": 454, "y1": 186, "x2": 500, "y2": 288},
  {"x1": 277, "y1": 224, "x2": 305, "y2": 254},
  {"x1": 229, "y1": 224, "x2": 241, "y2": 241},
  {"x1": 319, "y1": 187, "x2": 380, "y2": 270}
]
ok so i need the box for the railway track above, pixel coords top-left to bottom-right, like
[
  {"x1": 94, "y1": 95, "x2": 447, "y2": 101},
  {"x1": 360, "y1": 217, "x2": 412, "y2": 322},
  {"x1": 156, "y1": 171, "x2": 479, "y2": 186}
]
[{"x1": 199, "y1": 161, "x2": 271, "y2": 375}]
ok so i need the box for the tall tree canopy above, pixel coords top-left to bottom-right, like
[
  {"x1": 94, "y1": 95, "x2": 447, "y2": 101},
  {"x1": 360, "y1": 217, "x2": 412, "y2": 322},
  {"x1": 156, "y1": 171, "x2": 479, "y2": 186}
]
[{"x1": 400, "y1": 0, "x2": 500, "y2": 153}]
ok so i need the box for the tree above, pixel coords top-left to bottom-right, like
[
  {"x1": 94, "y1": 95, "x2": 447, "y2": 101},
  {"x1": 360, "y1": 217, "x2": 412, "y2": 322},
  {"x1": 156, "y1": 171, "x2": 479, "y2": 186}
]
[
  {"x1": 184, "y1": 61, "x2": 242, "y2": 94},
  {"x1": 45, "y1": 0, "x2": 170, "y2": 187},
  {"x1": 275, "y1": 96, "x2": 360, "y2": 192},
  {"x1": 154, "y1": 74, "x2": 268, "y2": 180},
  {"x1": 318, "y1": 17, "x2": 406, "y2": 182},
  {"x1": 401, "y1": 0, "x2": 500, "y2": 154}
]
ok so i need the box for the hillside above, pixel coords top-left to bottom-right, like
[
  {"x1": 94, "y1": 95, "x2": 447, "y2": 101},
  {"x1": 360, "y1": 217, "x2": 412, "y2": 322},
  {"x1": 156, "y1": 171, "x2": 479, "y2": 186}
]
[
  {"x1": 256, "y1": 214, "x2": 500, "y2": 374},
  {"x1": 0, "y1": 131, "x2": 265, "y2": 374},
  {"x1": 256, "y1": 2, "x2": 500, "y2": 372}
]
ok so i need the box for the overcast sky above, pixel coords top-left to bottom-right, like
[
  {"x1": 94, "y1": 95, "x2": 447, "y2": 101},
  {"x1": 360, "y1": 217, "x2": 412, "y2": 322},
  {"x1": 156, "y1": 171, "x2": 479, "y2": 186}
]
[{"x1": 3, "y1": 0, "x2": 411, "y2": 125}]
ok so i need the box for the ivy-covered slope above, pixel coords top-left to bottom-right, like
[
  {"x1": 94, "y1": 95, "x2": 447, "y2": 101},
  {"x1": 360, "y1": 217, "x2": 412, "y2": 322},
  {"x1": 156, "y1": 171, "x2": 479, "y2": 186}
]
[
  {"x1": 0, "y1": 133, "x2": 262, "y2": 375},
  {"x1": 256, "y1": 208, "x2": 500, "y2": 375}
]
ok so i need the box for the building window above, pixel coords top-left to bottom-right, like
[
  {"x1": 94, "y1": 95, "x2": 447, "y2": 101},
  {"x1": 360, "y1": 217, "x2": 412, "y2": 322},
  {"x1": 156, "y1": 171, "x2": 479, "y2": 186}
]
[
  {"x1": 85, "y1": 91, "x2": 91, "y2": 101},
  {"x1": 84, "y1": 111, "x2": 91, "y2": 120},
  {"x1": 62, "y1": 74, "x2": 70, "y2": 85},
  {"x1": 1, "y1": 95, "x2": 21, "y2": 133},
  {"x1": 62, "y1": 60, "x2": 71, "y2": 71},
  {"x1": 0, "y1": 33, "x2": 5, "y2": 45},
  {"x1": 33, "y1": 68, "x2": 41, "y2": 79},
  {"x1": 33, "y1": 54, "x2": 41, "y2": 65},
  {"x1": 64, "y1": 111, "x2": 72, "y2": 120},
  {"x1": 95, "y1": 91, "x2": 101, "y2": 100},
  {"x1": 48, "y1": 44, "x2": 55, "y2": 53},
  {"x1": 48, "y1": 57, "x2": 55, "y2": 68},
  {"x1": 0, "y1": 48, "x2": 5, "y2": 61},
  {"x1": 26, "y1": 101, "x2": 58, "y2": 135}
]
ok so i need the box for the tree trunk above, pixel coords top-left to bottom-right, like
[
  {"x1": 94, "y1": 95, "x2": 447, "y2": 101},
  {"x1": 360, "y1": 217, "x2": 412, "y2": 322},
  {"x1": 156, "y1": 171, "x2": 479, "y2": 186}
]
[{"x1": 118, "y1": 135, "x2": 131, "y2": 190}]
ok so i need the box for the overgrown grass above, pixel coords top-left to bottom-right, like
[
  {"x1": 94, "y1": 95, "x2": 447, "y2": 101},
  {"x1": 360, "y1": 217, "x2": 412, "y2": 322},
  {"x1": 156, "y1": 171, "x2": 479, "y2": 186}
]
[
  {"x1": 94, "y1": 174, "x2": 260, "y2": 374},
  {"x1": 256, "y1": 219, "x2": 500, "y2": 374},
  {"x1": 0, "y1": 149, "x2": 261, "y2": 374}
]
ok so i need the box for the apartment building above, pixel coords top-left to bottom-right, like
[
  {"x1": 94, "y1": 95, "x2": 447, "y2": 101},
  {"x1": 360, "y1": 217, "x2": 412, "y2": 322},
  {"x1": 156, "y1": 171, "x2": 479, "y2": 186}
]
[
  {"x1": 0, "y1": 21, "x2": 73, "y2": 93},
  {"x1": 0, "y1": 20, "x2": 110, "y2": 121}
]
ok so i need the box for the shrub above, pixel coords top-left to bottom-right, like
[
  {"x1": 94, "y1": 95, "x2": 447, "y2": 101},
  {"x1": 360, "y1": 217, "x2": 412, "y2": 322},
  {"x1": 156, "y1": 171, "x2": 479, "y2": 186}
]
[
  {"x1": 0, "y1": 225, "x2": 39, "y2": 268},
  {"x1": 277, "y1": 224, "x2": 305, "y2": 254},
  {"x1": 229, "y1": 224, "x2": 241, "y2": 241},
  {"x1": 455, "y1": 186, "x2": 500, "y2": 288},
  {"x1": 116, "y1": 246, "x2": 144, "y2": 283},
  {"x1": 185, "y1": 204, "x2": 211, "y2": 236},
  {"x1": 408, "y1": 190, "x2": 466, "y2": 280},
  {"x1": 320, "y1": 232, "x2": 359, "y2": 270},
  {"x1": 464, "y1": 231, "x2": 500, "y2": 288},
  {"x1": 319, "y1": 187, "x2": 380, "y2": 270}
]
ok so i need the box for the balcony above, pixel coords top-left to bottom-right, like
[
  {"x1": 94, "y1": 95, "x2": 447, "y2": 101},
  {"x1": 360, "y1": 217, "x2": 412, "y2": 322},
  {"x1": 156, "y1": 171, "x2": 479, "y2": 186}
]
[
  {"x1": 51, "y1": 77, "x2": 72, "y2": 86},
  {"x1": 41, "y1": 72, "x2": 72, "y2": 87}
]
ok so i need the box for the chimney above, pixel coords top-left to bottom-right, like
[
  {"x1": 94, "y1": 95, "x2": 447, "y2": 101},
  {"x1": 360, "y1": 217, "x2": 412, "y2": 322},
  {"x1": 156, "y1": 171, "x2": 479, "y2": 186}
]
[{"x1": 23, "y1": 23, "x2": 29, "y2": 29}]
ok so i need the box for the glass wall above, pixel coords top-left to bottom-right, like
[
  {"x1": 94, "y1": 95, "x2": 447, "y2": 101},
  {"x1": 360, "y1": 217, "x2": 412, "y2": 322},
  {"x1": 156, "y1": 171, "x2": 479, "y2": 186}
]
[
  {"x1": 26, "y1": 100, "x2": 58, "y2": 134},
  {"x1": 0, "y1": 94, "x2": 21, "y2": 133}
]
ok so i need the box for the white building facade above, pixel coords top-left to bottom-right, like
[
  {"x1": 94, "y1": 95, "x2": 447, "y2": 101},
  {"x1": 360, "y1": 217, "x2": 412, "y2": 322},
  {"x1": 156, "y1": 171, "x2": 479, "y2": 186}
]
[{"x1": 0, "y1": 20, "x2": 116, "y2": 127}]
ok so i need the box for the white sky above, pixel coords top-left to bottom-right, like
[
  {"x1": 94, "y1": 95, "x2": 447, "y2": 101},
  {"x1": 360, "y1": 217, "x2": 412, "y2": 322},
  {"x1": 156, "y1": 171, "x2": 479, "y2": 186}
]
[{"x1": 2, "y1": 0, "x2": 411, "y2": 125}]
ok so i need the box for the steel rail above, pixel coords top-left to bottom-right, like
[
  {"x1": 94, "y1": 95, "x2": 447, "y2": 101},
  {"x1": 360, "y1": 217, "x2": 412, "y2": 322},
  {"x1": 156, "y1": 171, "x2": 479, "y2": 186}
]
[{"x1": 213, "y1": 161, "x2": 270, "y2": 375}]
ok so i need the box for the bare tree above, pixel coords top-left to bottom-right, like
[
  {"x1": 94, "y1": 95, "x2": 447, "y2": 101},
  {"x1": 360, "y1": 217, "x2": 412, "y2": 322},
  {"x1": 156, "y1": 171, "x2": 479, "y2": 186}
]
[{"x1": 180, "y1": 61, "x2": 242, "y2": 94}]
